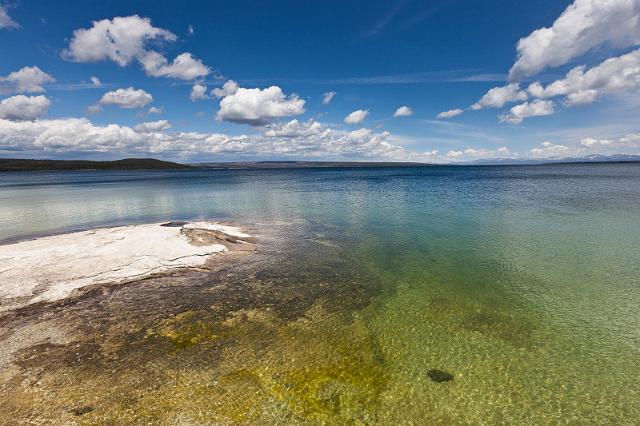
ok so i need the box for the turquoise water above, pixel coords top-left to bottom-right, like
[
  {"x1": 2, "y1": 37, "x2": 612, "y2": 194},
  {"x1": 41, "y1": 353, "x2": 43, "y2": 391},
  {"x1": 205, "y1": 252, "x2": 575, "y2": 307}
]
[{"x1": 1, "y1": 164, "x2": 639, "y2": 423}]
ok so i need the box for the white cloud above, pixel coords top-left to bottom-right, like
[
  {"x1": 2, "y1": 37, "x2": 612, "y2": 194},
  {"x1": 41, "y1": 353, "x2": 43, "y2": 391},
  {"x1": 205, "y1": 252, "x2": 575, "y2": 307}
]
[
  {"x1": 526, "y1": 82, "x2": 545, "y2": 98},
  {"x1": 446, "y1": 146, "x2": 512, "y2": 160},
  {"x1": 211, "y1": 80, "x2": 239, "y2": 98},
  {"x1": 63, "y1": 16, "x2": 175, "y2": 65},
  {"x1": 216, "y1": 85, "x2": 305, "y2": 125},
  {"x1": 0, "y1": 117, "x2": 406, "y2": 160},
  {"x1": 0, "y1": 5, "x2": 19, "y2": 29},
  {"x1": 581, "y1": 133, "x2": 640, "y2": 149},
  {"x1": 457, "y1": 0, "x2": 640, "y2": 123},
  {"x1": 90, "y1": 76, "x2": 102, "y2": 87},
  {"x1": 0, "y1": 66, "x2": 55, "y2": 94},
  {"x1": 509, "y1": 0, "x2": 640, "y2": 81},
  {"x1": 187, "y1": 25, "x2": 194, "y2": 36},
  {"x1": 263, "y1": 120, "x2": 404, "y2": 158},
  {"x1": 263, "y1": 119, "x2": 327, "y2": 137},
  {"x1": 97, "y1": 87, "x2": 153, "y2": 109},
  {"x1": 471, "y1": 83, "x2": 528, "y2": 110},
  {"x1": 344, "y1": 109, "x2": 369, "y2": 124},
  {"x1": 134, "y1": 120, "x2": 171, "y2": 133},
  {"x1": 528, "y1": 48, "x2": 640, "y2": 106},
  {"x1": 526, "y1": 133, "x2": 640, "y2": 159},
  {"x1": 528, "y1": 141, "x2": 571, "y2": 158},
  {"x1": 139, "y1": 52, "x2": 210, "y2": 81},
  {"x1": 499, "y1": 99, "x2": 555, "y2": 124},
  {"x1": 3, "y1": 116, "x2": 639, "y2": 161},
  {"x1": 393, "y1": 106, "x2": 413, "y2": 117},
  {"x1": 564, "y1": 90, "x2": 600, "y2": 106},
  {"x1": 0, "y1": 95, "x2": 51, "y2": 121},
  {"x1": 86, "y1": 104, "x2": 102, "y2": 114},
  {"x1": 63, "y1": 15, "x2": 209, "y2": 80},
  {"x1": 190, "y1": 83, "x2": 209, "y2": 101},
  {"x1": 322, "y1": 91, "x2": 336, "y2": 105},
  {"x1": 436, "y1": 108, "x2": 463, "y2": 119},
  {"x1": 147, "y1": 106, "x2": 164, "y2": 115}
]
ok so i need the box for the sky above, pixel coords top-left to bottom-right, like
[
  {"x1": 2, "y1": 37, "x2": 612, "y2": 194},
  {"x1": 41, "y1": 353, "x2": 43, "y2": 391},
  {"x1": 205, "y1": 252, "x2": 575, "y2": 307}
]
[{"x1": 1, "y1": 0, "x2": 640, "y2": 163}]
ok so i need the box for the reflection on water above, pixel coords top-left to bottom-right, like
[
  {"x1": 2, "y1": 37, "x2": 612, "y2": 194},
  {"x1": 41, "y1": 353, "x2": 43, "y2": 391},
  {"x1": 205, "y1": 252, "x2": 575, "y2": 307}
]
[{"x1": 1, "y1": 164, "x2": 639, "y2": 423}]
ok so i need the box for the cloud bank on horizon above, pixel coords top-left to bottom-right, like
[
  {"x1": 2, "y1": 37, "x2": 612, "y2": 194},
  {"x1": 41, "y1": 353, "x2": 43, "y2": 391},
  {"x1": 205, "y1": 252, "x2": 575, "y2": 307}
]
[{"x1": 1, "y1": 0, "x2": 640, "y2": 163}]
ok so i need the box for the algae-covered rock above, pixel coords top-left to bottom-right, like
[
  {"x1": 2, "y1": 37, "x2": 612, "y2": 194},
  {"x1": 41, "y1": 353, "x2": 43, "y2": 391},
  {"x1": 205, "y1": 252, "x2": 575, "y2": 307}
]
[{"x1": 427, "y1": 369, "x2": 454, "y2": 383}]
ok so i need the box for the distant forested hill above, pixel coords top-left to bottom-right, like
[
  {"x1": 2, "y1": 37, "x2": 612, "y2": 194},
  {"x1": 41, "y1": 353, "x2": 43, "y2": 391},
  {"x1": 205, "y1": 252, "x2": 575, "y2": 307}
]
[{"x1": 0, "y1": 158, "x2": 192, "y2": 172}]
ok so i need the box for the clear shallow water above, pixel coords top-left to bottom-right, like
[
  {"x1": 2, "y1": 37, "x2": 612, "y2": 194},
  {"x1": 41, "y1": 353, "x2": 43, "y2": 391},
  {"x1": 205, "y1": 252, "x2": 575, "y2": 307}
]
[{"x1": 1, "y1": 164, "x2": 639, "y2": 424}]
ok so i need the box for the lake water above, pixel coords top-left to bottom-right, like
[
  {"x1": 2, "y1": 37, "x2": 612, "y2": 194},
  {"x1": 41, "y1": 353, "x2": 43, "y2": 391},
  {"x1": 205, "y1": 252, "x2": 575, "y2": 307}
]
[{"x1": 1, "y1": 164, "x2": 639, "y2": 424}]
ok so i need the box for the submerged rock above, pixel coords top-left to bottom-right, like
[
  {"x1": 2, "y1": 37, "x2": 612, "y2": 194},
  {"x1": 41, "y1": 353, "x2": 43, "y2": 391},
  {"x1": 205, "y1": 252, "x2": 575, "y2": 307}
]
[
  {"x1": 427, "y1": 369, "x2": 454, "y2": 383},
  {"x1": 71, "y1": 405, "x2": 93, "y2": 416}
]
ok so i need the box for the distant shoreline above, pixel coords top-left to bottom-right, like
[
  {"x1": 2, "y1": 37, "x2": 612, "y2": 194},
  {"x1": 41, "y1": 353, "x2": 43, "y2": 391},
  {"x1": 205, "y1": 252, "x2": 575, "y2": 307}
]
[
  {"x1": 0, "y1": 158, "x2": 193, "y2": 172},
  {"x1": 1, "y1": 156, "x2": 639, "y2": 172}
]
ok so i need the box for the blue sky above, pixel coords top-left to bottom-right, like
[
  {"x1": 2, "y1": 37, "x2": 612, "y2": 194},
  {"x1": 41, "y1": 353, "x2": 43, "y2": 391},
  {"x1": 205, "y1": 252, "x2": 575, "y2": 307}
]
[{"x1": 1, "y1": 0, "x2": 640, "y2": 162}]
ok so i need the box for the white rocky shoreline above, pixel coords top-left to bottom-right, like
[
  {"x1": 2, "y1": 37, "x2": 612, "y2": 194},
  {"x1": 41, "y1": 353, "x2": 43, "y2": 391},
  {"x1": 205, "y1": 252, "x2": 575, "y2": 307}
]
[{"x1": 0, "y1": 221, "x2": 254, "y2": 313}]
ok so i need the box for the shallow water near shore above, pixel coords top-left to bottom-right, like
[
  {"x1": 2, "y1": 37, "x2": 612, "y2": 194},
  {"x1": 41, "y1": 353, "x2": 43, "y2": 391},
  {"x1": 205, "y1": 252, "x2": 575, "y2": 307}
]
[{"x1": 1, "y1": 164, "x2": 639, "y2": 424}]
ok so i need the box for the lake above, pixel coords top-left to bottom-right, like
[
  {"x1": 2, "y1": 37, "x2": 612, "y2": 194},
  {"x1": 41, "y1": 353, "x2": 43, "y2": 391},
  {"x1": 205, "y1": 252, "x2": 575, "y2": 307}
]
[{"x1": 1, "y1": 163, "x2": 639, "y2": 424}]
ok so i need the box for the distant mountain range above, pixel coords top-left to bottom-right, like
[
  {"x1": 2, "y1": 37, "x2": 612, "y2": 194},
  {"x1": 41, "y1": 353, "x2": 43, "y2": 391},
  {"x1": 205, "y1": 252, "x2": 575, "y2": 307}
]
[
  {"x1": 1, "y1": 155, "x2": 638, "y2": 172},
  {"x1": 192, "y1": 161, "x2": 427, "y2": 169},
  {"x1": 461, "y1": 154, "x2": 640, "y2": 166}
]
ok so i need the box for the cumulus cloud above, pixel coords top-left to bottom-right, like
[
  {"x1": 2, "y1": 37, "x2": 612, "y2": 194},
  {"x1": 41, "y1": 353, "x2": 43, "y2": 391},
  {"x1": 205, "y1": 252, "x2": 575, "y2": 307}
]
[
  {"x1": 62, "y1": 15, "x2": 209, "y2": 80},
  {"x1": 344, "y1": 109, "x2": 369, "y2": 124},
  {"x1": 509, "y1": 0, "x2": 640, "y2": 81},
  {"x1": 216, "y1": 85, "x2": 305, "y2": 125},
  {"x1": 96, "y1": 87, "x2": 153, "y2": 109},
  {"x1": 581, "y1": 133, "x2": 640, "y2": 149},
  {"x1": 133, "y1": 120, "x2": 171, "y2": 133},
  {"x1": 0, "y1": 95, "x2": 51, "y2": 121},
  {"x1": 0, "y1": 66, "x2": 55, "y2": 94},
  {"x1": 436, "y1": 108, "x2": 464, "y2": 119},
  {"x1": 446, "y1": 146, "x2": 512, "y2": 160},
  {"x1": 263, "y1": 119, "x2": 404, "y2": 158},
  {"x1": 211, "y1": 80, "x2": 239, "y2": 98},
  {"x1": 414, "y1": 0, "x2": 640, "y2": 124},
  {"x1": 393, "y1": 106, "x2": 413, "y2": 117},
  {"x1": 63, "y1": 16, "x2": 175, "y2": 65},
  {"x1": 0, "y1": 117, "x2": 406, "y2": 160},
  {"x1": 0, "y1": 5, "x2": 19, "y2": 29},
  {"x1": 139, "y1": 52, "x2": 210, "y2": 81},
  {"x1": 263, "y1": 119, "x2": 326, "y2": 137},
  {"x1": 455, "y1": 0, "x2": 640, "y2": 123},
  {"x1": 322, "y1": 91, "x2": 336, "y2": 105},
  {"x1": 527, "y1": 48, "x2": 640, "y2": 106},
  {"x1": 471, "y1": 83, "x2": 528, "y2": 110},
  {"x1": 90, "y1": 76, "x2": 102, "y2": 87},
  {"x1": 528, "y1": 141, "x2": 571, "y2": 158},
  {"x1": 499, "y1": 99, "x2": 554, "y2": 124},
  {"x1": 190, "y1": 83, "x2": 209, "y2": 101},
  {"x1": 527, "y1": 134, "x2": 640, "y2": 159},
  {"x1": 147, "y1": 106, "x2": 164, "y2": 115},
  {"x1": 86, "y1": 104, "x2": 102, "y2": 114}
]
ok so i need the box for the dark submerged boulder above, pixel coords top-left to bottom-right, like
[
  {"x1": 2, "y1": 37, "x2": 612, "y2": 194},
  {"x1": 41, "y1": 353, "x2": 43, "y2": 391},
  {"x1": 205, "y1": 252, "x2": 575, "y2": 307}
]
[{"x1": 427, "y1": 369, "x2": 454, "y2": 383}]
